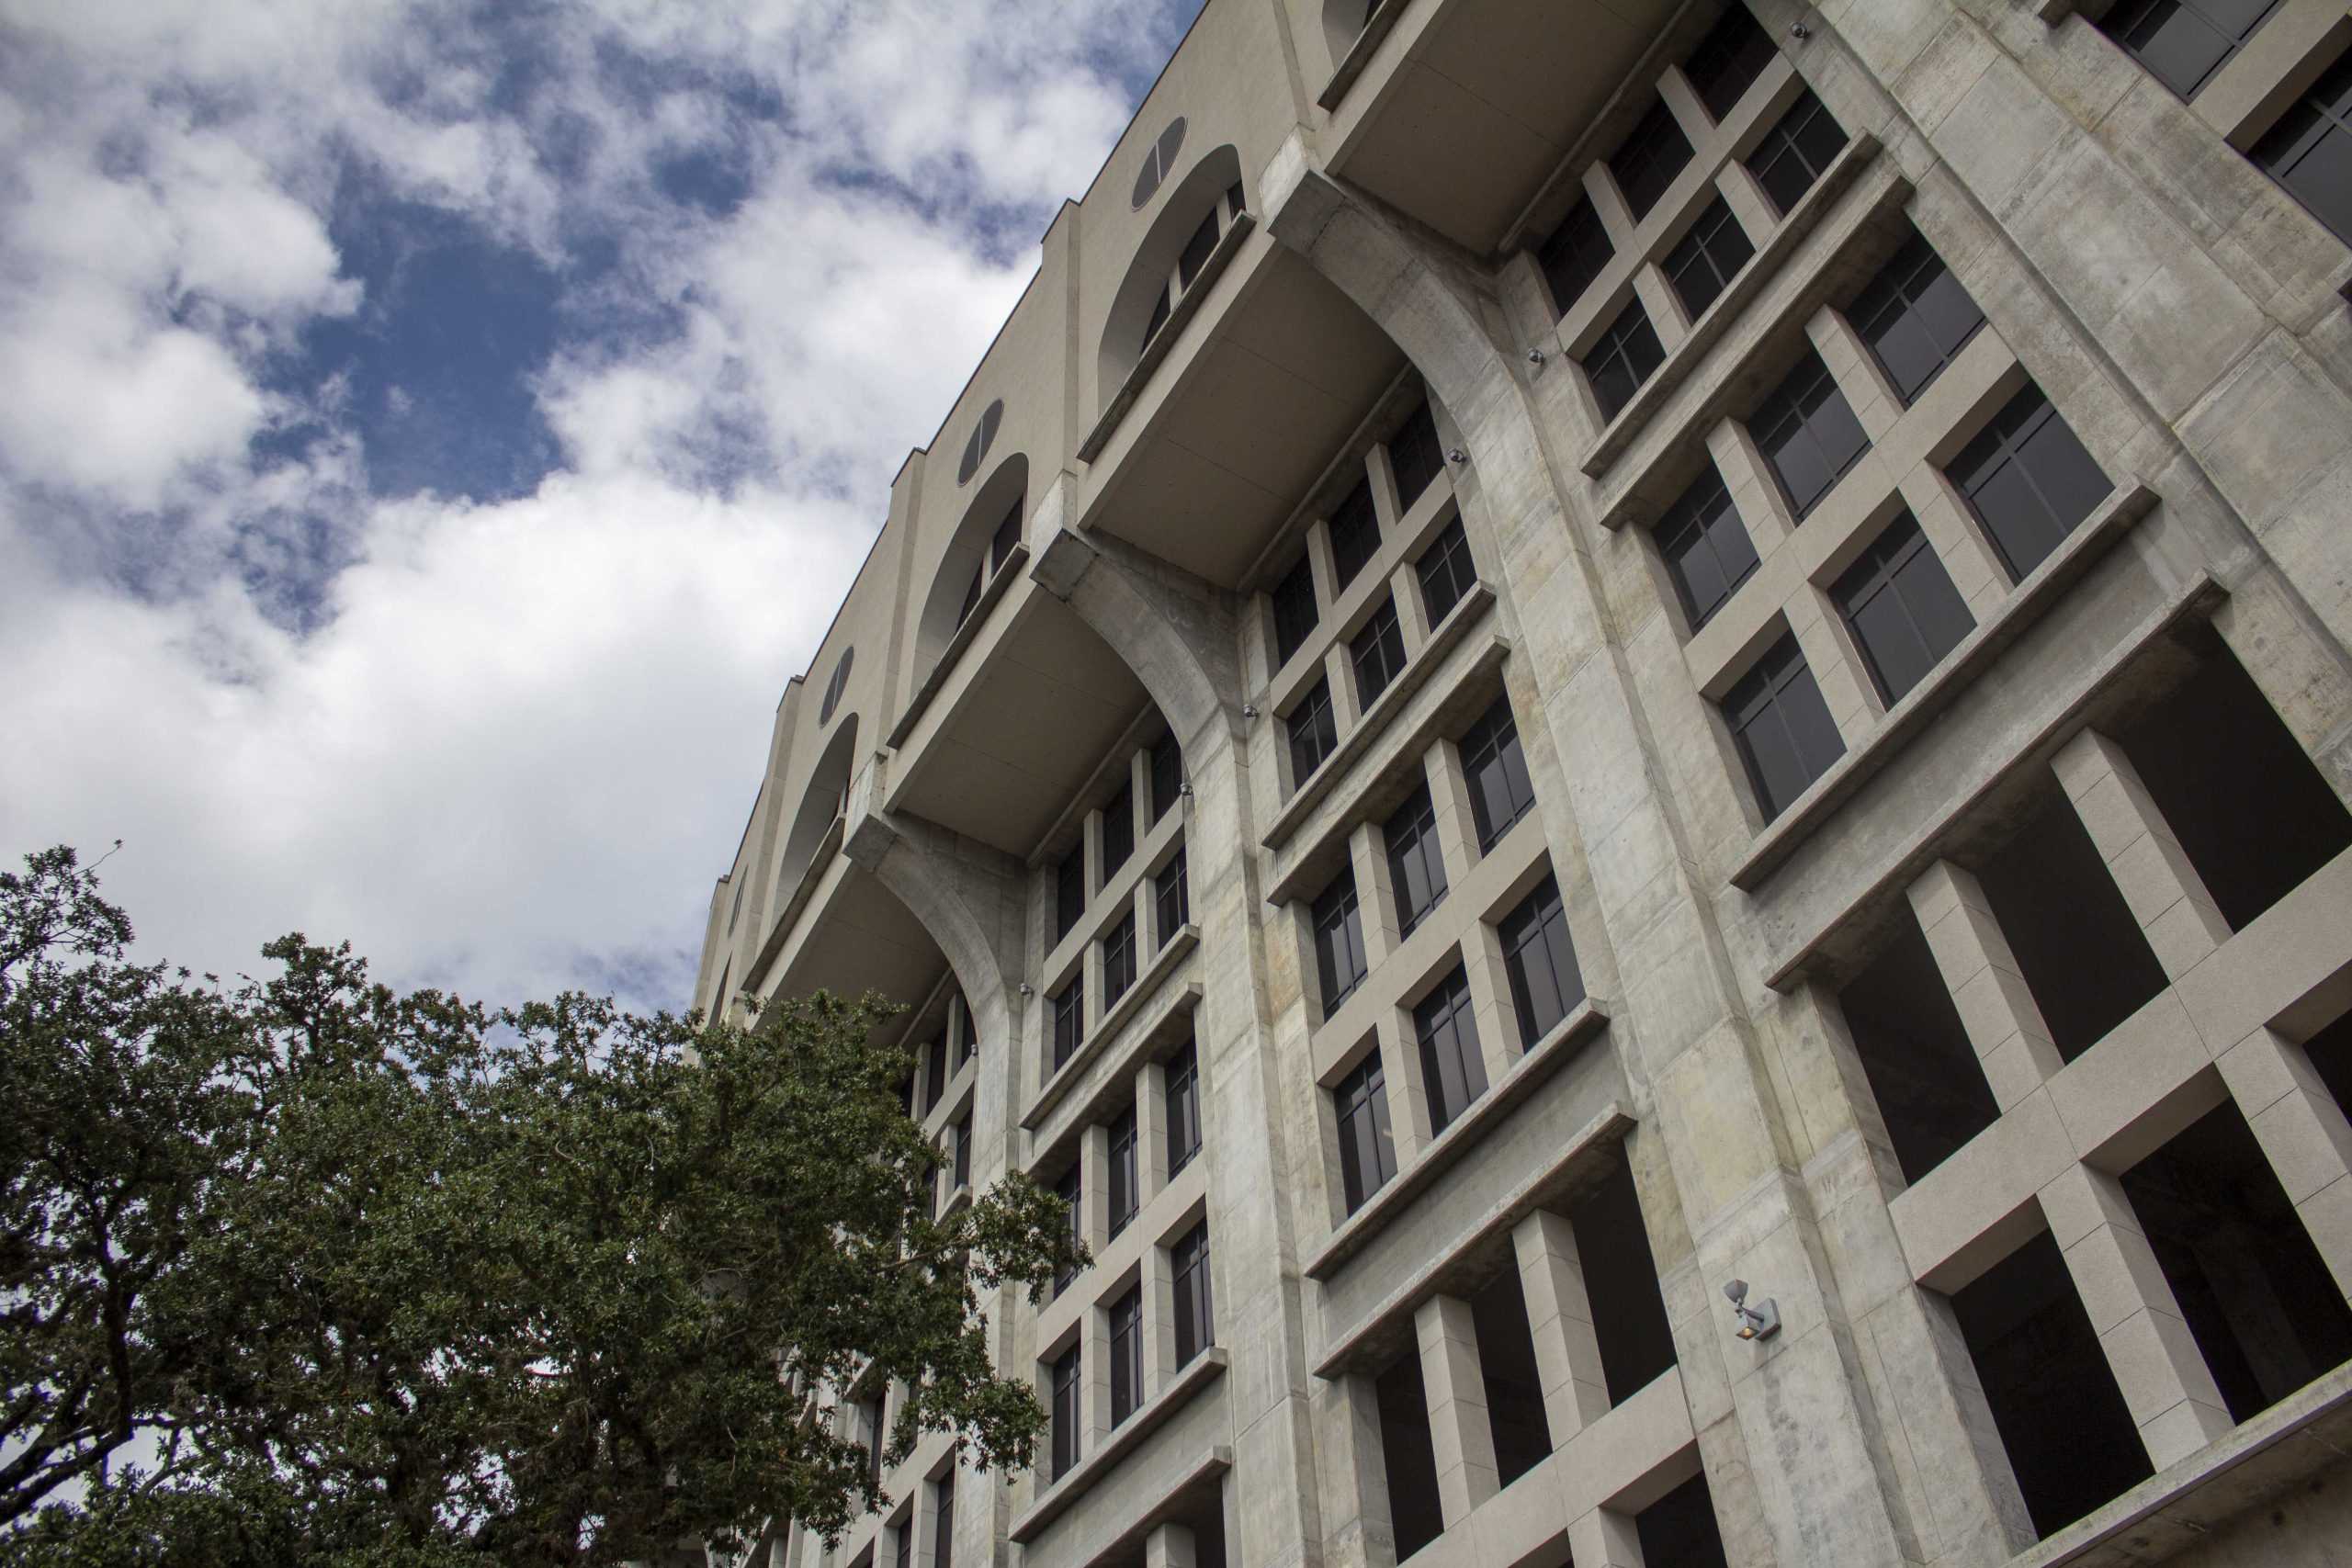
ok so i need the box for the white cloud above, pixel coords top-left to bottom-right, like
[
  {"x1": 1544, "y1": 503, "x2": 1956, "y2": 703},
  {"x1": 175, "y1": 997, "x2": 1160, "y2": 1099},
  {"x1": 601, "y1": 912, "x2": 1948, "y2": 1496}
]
[{"x1": 0, "y1": 0, "x2": 1194, "y2": 1010}]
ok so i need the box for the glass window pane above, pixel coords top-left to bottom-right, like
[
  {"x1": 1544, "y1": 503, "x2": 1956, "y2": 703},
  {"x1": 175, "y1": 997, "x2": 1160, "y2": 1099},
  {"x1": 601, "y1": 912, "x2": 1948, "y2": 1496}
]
[
  {"x1": 1272, "y1": 555, "x2": 1318, "y2": 665},
  {"x1": 1536, "y1": 195, "x2": 1614, "y2": 314},
  {"x1": 1329, "y1": 479, "x2": 1381, "y2": 589}
]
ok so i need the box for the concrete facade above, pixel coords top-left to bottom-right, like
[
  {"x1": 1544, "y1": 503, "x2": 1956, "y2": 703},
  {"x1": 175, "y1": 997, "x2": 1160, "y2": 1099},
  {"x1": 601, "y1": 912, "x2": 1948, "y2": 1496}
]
[{"x1": 693, "y1": 3, "x2": 2352, "y2": 1564}]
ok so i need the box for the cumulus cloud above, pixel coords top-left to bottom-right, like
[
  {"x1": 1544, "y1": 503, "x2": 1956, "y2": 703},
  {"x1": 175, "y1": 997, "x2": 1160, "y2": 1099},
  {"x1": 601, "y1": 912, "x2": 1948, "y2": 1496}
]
[{"x1": 0, "y1": 0, "x2": 1198, "y2": 1010}]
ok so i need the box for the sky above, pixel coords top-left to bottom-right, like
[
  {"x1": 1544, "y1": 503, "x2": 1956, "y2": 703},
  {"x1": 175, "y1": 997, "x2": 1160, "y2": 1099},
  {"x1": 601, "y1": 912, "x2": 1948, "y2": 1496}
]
[{"x1": 0, "y1": 0, "x2": 1203, "y2": 1014}]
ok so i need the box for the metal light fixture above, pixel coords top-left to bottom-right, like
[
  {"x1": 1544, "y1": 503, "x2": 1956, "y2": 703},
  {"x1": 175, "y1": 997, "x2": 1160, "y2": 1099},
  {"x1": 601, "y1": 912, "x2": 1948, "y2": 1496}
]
[
  {"x1": 1241, "y1": 704, "x2": 1259, "y2": 719},
  {"x1": 1447, "y1": 447, "x2": 1468, "y2": 465},
  {"x1": 1724, "y1": 1279, "x2": 1781, "y2": 1341},
  {"x1": 1526, "y1": 348, "x2": 1546, "y2": 366},
  {"x1": 1018, "y1": 982, "x2": 1035, "y2": 997},
  {"x1": 1790, "y1": 21, "x2": 1811, "y2": 39}
]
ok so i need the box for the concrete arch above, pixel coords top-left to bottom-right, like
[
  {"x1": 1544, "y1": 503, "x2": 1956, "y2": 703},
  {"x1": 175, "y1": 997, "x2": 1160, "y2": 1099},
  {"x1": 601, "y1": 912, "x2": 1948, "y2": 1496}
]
[
  {"x1": 1098, "y1": 143, "x2": 1245, "y2": 405},
  {"x1": 777, "y1": 714, "x2": 860, "y2": 899},
  {"x1": 913, "y1": 453, "x2": 1028, "y2": 686},
  {"x1": 842, "y1": 798, "x2": 1028, "y2": 1057}
]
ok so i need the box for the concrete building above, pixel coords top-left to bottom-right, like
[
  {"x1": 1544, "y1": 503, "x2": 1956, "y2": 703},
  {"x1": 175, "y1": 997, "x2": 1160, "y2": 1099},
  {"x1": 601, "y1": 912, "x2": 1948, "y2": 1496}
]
[{"x1": 692, "y1": 2, "x2": 2352, "y2": 1563}]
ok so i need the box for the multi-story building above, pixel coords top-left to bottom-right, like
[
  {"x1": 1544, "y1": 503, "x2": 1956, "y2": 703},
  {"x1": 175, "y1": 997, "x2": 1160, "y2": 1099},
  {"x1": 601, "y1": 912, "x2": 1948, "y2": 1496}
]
[{"x1": 692, "y1": 2, "x2": 2352, "y2": 1563}]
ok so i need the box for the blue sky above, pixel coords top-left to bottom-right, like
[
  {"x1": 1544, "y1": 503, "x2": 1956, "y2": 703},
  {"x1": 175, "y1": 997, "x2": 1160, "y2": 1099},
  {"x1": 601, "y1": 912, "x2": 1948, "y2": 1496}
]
[{"x1": 0, "y1": 0, "x2": 1200, "y2": 1010}]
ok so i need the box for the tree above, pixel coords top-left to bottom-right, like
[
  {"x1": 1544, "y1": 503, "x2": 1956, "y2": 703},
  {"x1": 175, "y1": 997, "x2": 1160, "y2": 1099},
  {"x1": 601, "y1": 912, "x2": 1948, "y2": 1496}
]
[{"x1": 0, "y1": 847, "x2": 1081, "y2": 1565}]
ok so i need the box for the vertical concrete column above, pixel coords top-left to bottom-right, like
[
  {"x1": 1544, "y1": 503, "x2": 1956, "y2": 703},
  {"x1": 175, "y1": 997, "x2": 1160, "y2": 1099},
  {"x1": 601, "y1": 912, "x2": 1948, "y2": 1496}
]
[
  {"x1": 1424, "y1": 739, "x2": 1477, "y2": 876},
  {"x1": 1566, "y1": 1506, "x2": 1645, "y2": 1567},
  {"x1": 1413, "y1": 1293, "x2": 1500, "y2": 1524},
  {"x1": 1138, "y1": 1057, "x2": 1172, "y2": 1196},
  {"x1": 1907, "y1": 860, "x2": 2063, "y2": 1109},
  {"x1": 1787, "y1": 580, "x2": 1882, "y2": 739},
  {"x1": 1460, "y1": 922, "x2": 1522, "y2": 1086},
  {"x1": 1583, "y1": 162, "x2": 1641, "y2": 256},
  {"x1": 2218, "y1": 1027, "x2": 2352, "y2": 1299},
  {"x1": 1366, "y1": 441, "x2": 1404, "y2": 533},
  {"x1": 1080, "y1": 1123, "x2": 1112, "y2": 1254},
  {"x1": 1080, "y1": 1300, "x2": 1114, "y2": 1458},
  {"x1": 1351, "y1": 821, "x2": 1401, "y2": 971},
  {"x1": 1385, "y1": 1012, "x2": 1440, "y2": 1156},
  {"x1": 1704, "y1": 417, "x2": 1797, "y2": 557},
  {"x1": 1144, "y1": 1521, "x2": 1198, "y2": 1568},
  {"x1": 1897, "y1": 466, "x2": 2010, "y2": 626},
  {"x1": 1512, "y1": 1209, "x2": 1613, "y2": 1441},
  {"x1": 2040, "y1": 1164, "x2": 2234, "y2": 1466},
  {"x1": 1142, "y1": 1232, "x2": 1181, "y2": 1394},
  {"x1": 1632, "y1": 263, "x2": 1693, "y2": 353},
  {"x1": 2052, "y1": 729, "x2": 2233, "y2": 981},
  {"x1": 1390, "y1": 558, "x2": 1431, "y2": 653},
  {"x1": 1305, "y1": 518, "x2": 1342, "y2": 619},
  {"x1": 1713, "y1": 162, "x2": 1778, "y2": 257},
  {"x1": 1806, "y1": 304, "x2": 1902, "y2": 444}
]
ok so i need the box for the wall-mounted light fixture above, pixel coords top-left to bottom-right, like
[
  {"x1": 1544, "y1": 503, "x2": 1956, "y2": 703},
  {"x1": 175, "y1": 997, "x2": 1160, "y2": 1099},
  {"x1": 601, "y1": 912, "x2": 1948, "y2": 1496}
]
[
  {"x1": 1447, "y1": 447, "x2": 1468, "y2": 465},
  {"x1": 1526, "y1": 348, "x2": 1546, "y2": 366},
  {"x1": 1724, "y1": 1280, "x2": 1781, "y2": 1341},
  {"x1": 1790, "y1": 21, "x2": 1811, "y2": 39}
]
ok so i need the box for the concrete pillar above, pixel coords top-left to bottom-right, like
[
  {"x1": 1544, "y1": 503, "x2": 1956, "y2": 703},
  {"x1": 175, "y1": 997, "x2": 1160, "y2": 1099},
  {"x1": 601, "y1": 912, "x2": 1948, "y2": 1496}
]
[
  {"x1": 1460, "y1": 922, "x2": 1521, "y2": 1085},
  {"x1": 1143, "y1": 1522, "x2": 1197, "y2": 1568},
  {"x1": 1567, "y1": 1506, "x2": 1645, "y2": 1567},
  {"x1": 1788, "y1": 581, "x2": 1882, "y2": 740},
  {"x1": 1898, "y1": 466, "x2": 2010, "y2": 626},
  {"x1": 1806, "y1": 303, "x2": 1901, "y2": 444},
  {"x1": 1908, "y1": 860, "x2": 2063, "y2": 1108},
  {"x1": 2040, "y1": 1164, "x2": 2234, "y2": 1467},
  {"x1": 1080, "y1": 1301, "x2": 1114, "y2": 1458},
  {"x1": 2052, "y1": 728, "x2": 2233, "y2": 981},
  {"x1": 1351, "y1": 821, "x2": 1400, "y2": 971},
  {"x1": 1390, "y1": 557, "x2": 1430, "y2": 653},
  {"x1": 1632, "y1": 262, "x2": 1692, "y2": 353},
  {"x1": 1704, "y1": 417, "x2": 1796, "y2": 556},
  {"x1": 1414, "y1": 1293, "x2": 1500, "y2": 1524},
  {"x1": 1142, "y1": 1231, "x2": 1181, "y2": 1395},
  {"x1": 2219, "y1": 1027, "x2": 2352, "y2": 1300},
  {"x1": 1713, "y1": 162, "x2": 1778, "y2": 263},
  {"x1": 1512, "y1": 1209, "x2": 1613, "y2": 1441},
  {"x1": 1137, "y1": 1056, "x2": 1172, "y2": 1196},
  {"x1": 1079, "y1": 1122, "x2": 1112, "y2": 1255}
]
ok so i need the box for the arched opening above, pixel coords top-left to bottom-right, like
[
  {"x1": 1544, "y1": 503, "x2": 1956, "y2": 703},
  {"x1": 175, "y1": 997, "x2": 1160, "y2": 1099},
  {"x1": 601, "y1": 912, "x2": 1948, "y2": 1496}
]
[
  {"x1": 1097, "y1": 144, "x2": 1247, "y2": 406},
  {"x1": 914, "y1": 453, "x2": 1028, "y2": 684},
  {"x1": 1321, "y1": 0, "x2": 1381, "y2": 68},
  {"x1": 777, "y1": 715, "x2": 862, "y2": 909}
]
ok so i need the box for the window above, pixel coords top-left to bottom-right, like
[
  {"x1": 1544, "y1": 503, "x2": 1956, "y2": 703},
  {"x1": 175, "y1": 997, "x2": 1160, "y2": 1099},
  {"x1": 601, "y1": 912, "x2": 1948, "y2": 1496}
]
[
  {"x1": 1176, "y1": 209, "x2": 1220, "y2": 292},
  {"x1": 1165, "y1": 1041, "x2": 1202, "y2": 1177},
  {"x1": 1459, "y1": 696, "x2": 1536, "y2": 852},
  {"x1": 989, "y1": 501, "x2": 1021, "y2": 574},
  {"x1": 1056, "y1": 852, "x2": 1085, "y2": 943},
  {"x1": 1312, "y1": 869, "x2": 1369, "y2": 1013},
  {"x1": 1849, "y1": 227, "x2": 1985, "y2": 405},
  {"x1": 956, "y1": 399, "x2": 1004, "y2": 485},
  {"x1": 1272, "y1": 555, "x2": 1319, "y2": 666},
  {"x1": 1536, "y1": 194, "x2": 1615, "y2": 314},
  {"x1": 954, "y1": 994, "x2": 977, "y2": 1070},
  {"x1": 1413, "y1": 964, "x2": 1487, "y2": 1135},
  {"x1": 1499, "y1": 874, "x2": 1584, "y2": 1049},
  {"x1": 1154, "y1": 849, "x2": 1190, "y2": 944},
  {"x1": 1724, "y1": 633, "x2": 1846, "y2": 819},
  {"x1": 925, "y1": 1033, "x2": 949, "y2": 1111},
  {"x1": 1172, "y1": 1220, "x2": 1214, "y2": 1367},
  {"x1": 1389, "y1": 400, "x2": 1446, "y2": 513},
  {"x1": 1663, "y1": 197, "x2": 1755, "y2": 321},
  {"x1": 1108, "y1": 1108, "x2": 1138, "y2": 1239},
  {"x1": 1416, "y1": 517, "x2": 1477, "y2": 626},
  {"x1": 1831, "y1": 512, "x2": 1976, "y2": 705},
  {"x1": 1131, "y1": 116, "x2": 1187, "y2": 209},
  {"x1": 1109, "y1": 1286, "x2": 1143, "y2": 1427},
  {"x1": 1053, "y1": 1166, "x2": 1082, "y2": 1294},
  {"x1": 895, "y1": 1511, "x2": 916, "y2": 1568},
  {"x1": 1750, "y1": 347, "x2": 1870, "y2": 519},
  {"x1": 1383, "y1": 785, "x2": 1449, "y2": 937},
  {"x1": 1102, "y1": 913, "x2": 1138, "y2": 1009},
  {"x1": 1049, "y1": 1345, "x2": 1081, "y2": 1479},
  {"x1": 932, "y1": 1474, "x2": 956, "y2": 1568},
  {"x1": 1328, "y1": 477, "x2": 1381, "y2": 590},
  {"x1": 1139, "y1": 186, "x2": 1246, "y2": 355},
  {"x1": 1948, "y1": 385, "x2": 2111, "y2": 581},
  {"x1": 1334, "y1": 1052, "x2": 1398, "y2": 1213},
  {"x1": 1100, "y1": 784, "x2": 1135, "y2": 885},
  {"x1": 1051, "y1": 975, "x2": 1084, "y2": 1072},
  {"x1": 1745, "y1": 88, "x2": 1848, "y2": 215},
  {"x1": 860, "y1": 1393, "x2": 887, "y2": 1490},
  {"x1": 1351, "y1": 597, "x2": 1408, "y2": 710},
  {"x1": 956, "y1": 562, "x2": 986, "y2": 630},
  {"x1": 2252, "y1": 49, "x2": 2352, "y2": 245},
  {"x1": 1684, "y1": 3, "x2": 1778, "y2": 121},
  {"x1": 1149, "y1": 733, "x2": 1182, "y2": 822},
  {"x1": 2100, "y1": 0, "x2": 2280, "y2": 100},
  {"x1": 1583, "y1": 297, "x2": 1667, "y2": 423},
  {"x1": 1288, "y1": 678, "x2": 1340, "y2": 784},
  {"x1": 1656, "y1": 464, "x2": 1759, "y2": 632},
  {"x1": 820, "y1": 646, "x2": 854, "y2": 725},
  {"x1": 952, "y1": 1109, "x2": 971, "y2": 1190},
  {"x1": 1611, "y1": 96, "x2": 1696, "y2": 221}
]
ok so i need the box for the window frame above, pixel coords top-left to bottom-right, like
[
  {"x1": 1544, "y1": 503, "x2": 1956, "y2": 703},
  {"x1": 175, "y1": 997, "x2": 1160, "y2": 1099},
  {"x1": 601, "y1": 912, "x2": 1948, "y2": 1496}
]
[
  {"x1": 1351, "y1": 596, "x2": 1408, "y2": 710},
  {"x1": 1415, "y1": 516, "x2": 1477, "y2": 626},
  {"x1": 1656, "y1": 463, "x2": 1760, "y2": 633},
  {"x1": 1312, "y1": 869, "x2": 1370, "y2": 1014},
  {"x1": 1049, "y1": 1345, "x2": 1082, "y2": 1479},
  {"x1": 1946, "y1": 384, "x2": 2112, "y2": 582},
  {"x1": 2251, "y1": 47, "x2": 2352, "y2": 246},
  {"x1": 1107, "y1": 1107, "x2": 1139, "y2": 1240},
  {"x1": 1154, "y1": 848, "x2": 1190, "y2": 946},
  {"x1": 1165, "y1": 1042, "x2": 1202, "y2": 1178},
  {"x1": 1583, "y1": 296, "x2": 1668, "y2": 423},
  {"x1": 1272, "y1": 554, "x2": 1319, "y2": 666},
  {"x1": 1412, "y1": 964, "x2": 1487, "y2": 1135},
  {"x1": 1745, "y1": 87, "x2": 1849, "y2": 216},
  {"x1": 1829, "y1": 511, "x2": 1977, "y2": 706},
  {"x1": 1383, "y1": 784, "x2": 1450, "y2": 938},
  {"x1": 1499, "y1": 874, "x2": 1586, "y2": 1049},
  {"x1": 1288, "y1": 678, "x2": 1340, "y2": 785},
  {"x1": 1108, "y1": 1285, "x2": 1144, "y2": 1427},
  {"x1": 1847, "y1": 227, "x2": 1987, "y2": 407},
  {"x1": 1334, "y1": 1051, "x2": 1398, "y2": 1214},
  {"x1": 1102, "y1": 911, "x2": 1138, "y2": 1009},
  {"x1": 2101, "y1": 0, "x2": 2283, "y2": 101},
  {"x1": 1328, "y1": 477, "x2": 1382, "y2": 591},
  {"x1": 1171, "y1": 1220, "x2": 1214, "y2": 1368},
  {"x1": 1611, "y1": 96, "x2": 1698, "y2": 222},
  {"x1": 1683, "y1": 2, "x2": 1780, "y2": 122},
  {"x1": 1662, "y1": 196, "x2": 1756, "y2": 322},
  {"x1": 1723, "y1": 632, "x2": 1848, "y2": 820},
  {"x1": 1749, "y1": 345, "x2": 1871, "y2": 521},
  {"x1": 1459, "y1": 696, "x2": 1537, "y2": 852},
  {"x1": 1051, "y1": 975, "x2": 1085, "y2": 1072},
  {"x1": 1536, "y1": 193, "x2": 1615, "y2": 316}
]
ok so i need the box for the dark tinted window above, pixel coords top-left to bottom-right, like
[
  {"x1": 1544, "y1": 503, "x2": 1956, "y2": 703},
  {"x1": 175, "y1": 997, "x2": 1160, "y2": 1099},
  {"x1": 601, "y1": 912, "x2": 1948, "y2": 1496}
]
[
  {"x1": 1724, "y1": 633, "x2": 1846, "y2": 819},
  {"x1": 1459, "y1": 696, "x2": 1536, "y2": 852},
  {"x1": 1165, "y1": 1041, "x2": 1202, "y2": 1176},
  {"x1": 1849, "y1": 228, "x2": 1986, "y2": 404},
  {"x1": 1536, "y1": 194, "x2": 1614, "y2": 314},
  {"x1": 955, "y1": 991, "x2": 977, "y2": 1068},
  {"x1": 1413, "y1": 964, "x2": 1487, "y2": 1134},
  {"x1": 1154, "y1": 849, "x2": 1190, "y2": 944},
  {"x1": 925, "y1": 1032, "x2": 949, "y2": 1111},
  {"x1": 2252, "y1": 49, "x2": 2352, "y2": 245},
  {"x1": 1102, "y1": 912, "x2": 1137, "y2": 1008},
  {"x1": 1499, "y1": 874, "x2": 1584, "y2": 1048},
  {"x1": 933, "y1": 1475, "x2": 955, "y2": 1568},
  {"x1": 1664, "y1": 197, "x2": 1755, "y2": 321},
  {"x1": 1684, "y1": 4, "x2": 1779, "y2": 120},
  {"x1": 1108, "y1": 1108, "x2": 1138, "y2": 1239},
  {"x1": 1948, "y1": 385, "x2": 2111, "y2": 581},
  {"x1": 1351, "y1": 597, "x2": 1408, "y2": 710},
  {"x1": 1335, "y1": 1051, "x2": 1398, "y2": 1213},
  {"x1": 1329, "y1": 478, "x2": 1382, "y2": 590},
  {"x1": 1611, "y1": 96, "x2": 1696, "y2": 221},
  {"x1": 1751, "y1": 347, "x2": 1870, "y2": 519},
  {"x1": 1052, "y1": 1166, "x2": 1081, "y2": 1294},
  {"x1": 1272, "y1": 555, "x2": 1319, "y2": 666},
  {"x1": 1584, "y1": 297, "x2": 1667, "y2": 422},
  {"x1": 989, "y1": 501, "x2": 1022, "y2": 573},
  {"x1": 952, "y1": 1110, "x2": 971, "y2": 1188},
  {"x1": 1746, "y1": 88, "x2": 1848, "y2": 215},
  {"x1": 1056, "y1": 852, "x2": 1085, "y2": 942},
  {"x1": 956, "y1": 563, "x2": 984, "y2": 630},
  {"x1": 1150, "y1": 733, "x2": 1182, "y2": 822},
  {"x1": 1143, "y1": 284, "x2": 1172, "y2": 349},
  {"x1": 1051, "y1": 975, "x2": 1084, "y2": 1072},
  {"x1": 1049, "y1": 1346, "x2": 1081, "y2": 1478},
  {"x1": 1657, "y1": 464, "x2": 1759, "y2": 632},
  {"x1": 1384, "y1": 784, "x2": 1449, "y2": 938},
  {"x1": 1313, "y1": 870, "x2": 1370, "y2": 1013},
  {"x1": 1109, "y1": 1287, "x2": 1142, "y2": 1426},
  {"x1": 1288, "y1": 679, "x2": 1340, "y2": 784},
  {"x1": 1831, "y1": 512, "x2": 1976, "y2": 705},
  {"x1": 1099, "y1": 784, "x2": 1134, "y2": 884},
  {"x1": 2102, "y1": 0, "x2": 2280, "y2": 99},
  {"x1": 1416, "y1": 518, "x2": 1478, "y2": 626},
  {"x1": 1176, "y1": 207, "x2": 1221, "y2": 289},
  {"x1": 1172, "y1": 1220, "x2": 1214, "y2": 1366},
  {"x1": 1389, "y1": 400, "x2": 1447, "y2": 513}
]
